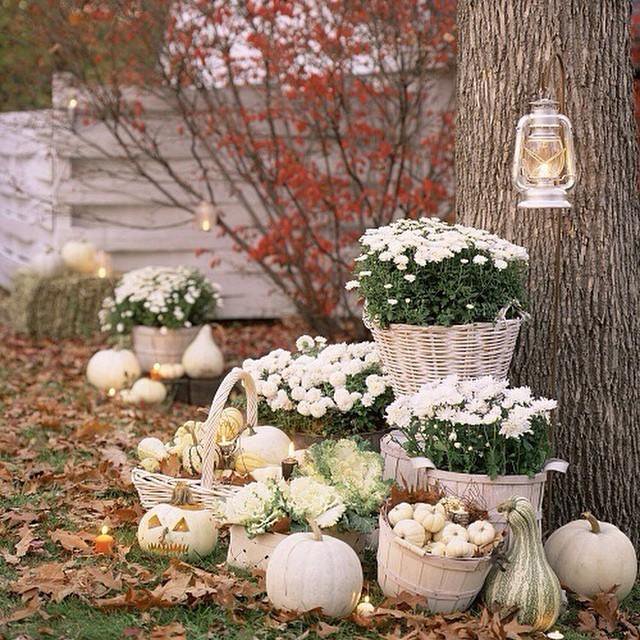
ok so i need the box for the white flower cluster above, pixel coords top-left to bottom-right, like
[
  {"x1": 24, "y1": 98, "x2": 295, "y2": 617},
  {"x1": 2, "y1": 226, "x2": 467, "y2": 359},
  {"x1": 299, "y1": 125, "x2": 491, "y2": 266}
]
[
  {"x1": 349, "y1": 218, "x2": 528, "y2": 282},
  {"x1": 242, "y1": 336, "x2": 391, "y2": 418},
  {"x1": 100, "y1": 266, "x2": 221, "y2": 332},
  {"x1": 386, "y1": 375, "x2": 556, "y2": 440},
  {"x1": 224, "y1": 476, "x2": 346, "y2": 537}
]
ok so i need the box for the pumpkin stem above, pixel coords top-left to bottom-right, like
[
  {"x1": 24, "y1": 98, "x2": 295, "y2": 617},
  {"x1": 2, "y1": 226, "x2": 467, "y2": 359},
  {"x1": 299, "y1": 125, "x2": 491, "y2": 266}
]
[
  {"x1": 171, "y1": 482, "x2": 196, "y2": 506},
  {"x1": 309, "y1": 519, "x2": 323, "y2": 541},
  {"x1": 582, "y1": 511, "x2": 601, "y2": 534}
]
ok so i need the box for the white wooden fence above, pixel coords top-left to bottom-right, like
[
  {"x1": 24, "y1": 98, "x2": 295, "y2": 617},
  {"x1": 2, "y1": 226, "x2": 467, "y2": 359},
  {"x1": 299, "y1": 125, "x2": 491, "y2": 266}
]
[{"x1": 0, "y1": 72, "x2": 454, "y2": 318}]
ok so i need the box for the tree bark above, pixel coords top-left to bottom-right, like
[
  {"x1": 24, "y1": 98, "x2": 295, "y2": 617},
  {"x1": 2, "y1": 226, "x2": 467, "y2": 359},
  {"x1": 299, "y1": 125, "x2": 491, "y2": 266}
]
[{"x1": 456, "y1": 0, "x2": 640, "y2": 544}]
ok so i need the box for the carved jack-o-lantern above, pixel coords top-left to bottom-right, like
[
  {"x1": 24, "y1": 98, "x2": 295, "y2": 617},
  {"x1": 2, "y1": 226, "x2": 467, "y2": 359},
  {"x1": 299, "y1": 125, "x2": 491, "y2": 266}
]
[{"x1": 137, "y1": 483, "x2": 219, "y2": 560}]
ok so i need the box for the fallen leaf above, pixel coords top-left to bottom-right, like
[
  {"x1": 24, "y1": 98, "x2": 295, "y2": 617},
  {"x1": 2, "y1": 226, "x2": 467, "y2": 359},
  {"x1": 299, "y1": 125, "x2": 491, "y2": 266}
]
[{"x1": 49, "y1": 529, "x2": 91, "y2": 553}]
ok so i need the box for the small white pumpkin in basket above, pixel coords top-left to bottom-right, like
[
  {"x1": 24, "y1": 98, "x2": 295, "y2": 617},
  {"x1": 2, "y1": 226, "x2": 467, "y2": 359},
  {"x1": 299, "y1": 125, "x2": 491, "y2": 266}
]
[
  {"x1": 440, "y1": 523, "x2": 469, "y2": 545},
  {"x1": 467, "y1": 520, "x2": 496, "y2": 547},
  {"x1": 393, "y1": 519, "x2": 426, "y2": 547},
  {"x1": 388, "y1": 502, "x2": 414, "y2": 527},
  {"x1": 414, "y1": 503, "x2": 446, "y2": 533}
]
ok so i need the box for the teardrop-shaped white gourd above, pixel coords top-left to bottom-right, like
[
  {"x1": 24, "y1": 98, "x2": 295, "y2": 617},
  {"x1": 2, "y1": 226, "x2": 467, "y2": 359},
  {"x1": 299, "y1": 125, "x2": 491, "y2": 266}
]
[{"x1": 182, "y1": 325, "x2": 225, "y2": 378}]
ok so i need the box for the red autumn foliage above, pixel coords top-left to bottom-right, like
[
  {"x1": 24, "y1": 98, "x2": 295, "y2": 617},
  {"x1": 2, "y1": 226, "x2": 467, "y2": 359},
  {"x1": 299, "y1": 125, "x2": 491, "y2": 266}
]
[{"x1": 26, "y1": 0, "x2": 456, "y2": 335}]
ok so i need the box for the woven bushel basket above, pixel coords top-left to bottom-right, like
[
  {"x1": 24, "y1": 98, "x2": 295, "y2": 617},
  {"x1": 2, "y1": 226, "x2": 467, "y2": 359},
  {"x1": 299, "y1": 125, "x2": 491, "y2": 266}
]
[
  {"x1": 365, "y1": 314, "x2": 522, "y2": 397},
  {"x1": 132, "y1": 367, "x2": 257, "y2": 509}
]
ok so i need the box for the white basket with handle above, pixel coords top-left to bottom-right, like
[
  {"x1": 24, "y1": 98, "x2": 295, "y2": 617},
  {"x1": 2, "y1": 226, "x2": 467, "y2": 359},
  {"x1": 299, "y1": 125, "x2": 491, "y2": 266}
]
[{"x1": 132, "y1": 367, "x2": 258, "y2": 509}]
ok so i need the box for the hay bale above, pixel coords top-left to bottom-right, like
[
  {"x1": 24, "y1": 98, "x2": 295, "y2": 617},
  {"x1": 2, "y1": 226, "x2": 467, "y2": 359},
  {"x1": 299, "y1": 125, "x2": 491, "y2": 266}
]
[{"x1": 3, "y1": 270, "x2": 114, "y2": 339}]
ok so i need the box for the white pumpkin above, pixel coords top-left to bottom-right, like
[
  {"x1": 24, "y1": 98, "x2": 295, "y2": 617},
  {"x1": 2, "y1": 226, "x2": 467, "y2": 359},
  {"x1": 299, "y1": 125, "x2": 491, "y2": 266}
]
[
  {"x1": 433, "y1": 521, "x2": 453, "y2": 542},
  {"x1": 61, "y1": 240, "x2": 97, "y2": 274},
  {"x1": 445, "y1": 537, "x2": 475, "y2": 558},
  {"x1": 137, "y1": 484, "x2": 218, "y2": 560},
  {"x1": 414, "y1": 504, "x2": 447, "y2": 533},
  {"x1": 388, "y1": 502, "x2": 414, "y2": 527},
  {"x1": 128, "y1": 378, "x2": 167, "y2": 405},
  {"x1": 440, "y1": 523, "x2": 469, "y2": 545},
  {"x1": 467, "y1": 520, "x2": 496, "y2": 547},
  {"x1": 137, "y1": 437, "x2": 168, "y2": 462},
  {"x1": 28, "y1": 249, "x2": 63, "y2": 278},
  {"x1": 86, "y1": 349, "x2": 141, "y2": 391},
  {"x1": 266, "y1": 521, "x2": 363, "y2": 618},
  {"x1": 158, "y1": 363, "x2": 184, "y2": 379},
  {"x1": 544, "y1": 512, "x2": 638, "y2": 600},
  {"x1": 427, "y1": 541, "x2": 446, "y2": 556},
  {"x1": 237, "y1": 425, "x2": 291, "y2": 466},
  {"x1": 182, "y1": 325, "x2": 225, "y2": 378},
  {"x1": 393, "y1": 519, "x2": 427, "y2": 547}
]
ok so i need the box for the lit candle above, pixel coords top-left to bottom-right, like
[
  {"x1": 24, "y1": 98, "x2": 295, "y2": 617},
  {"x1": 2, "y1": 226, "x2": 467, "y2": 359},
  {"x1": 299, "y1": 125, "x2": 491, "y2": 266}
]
[
  {"x1": 356, "y1": 595, "x2": 375, "y2": 617},
  {"x1": 94, "y1": 250, "x2": 112, "y2": 279},
  {"x1": 107, "y1": 387, "x2": 116, "y2": 398},
  {"x1": 150, "y1": 363, "x2": 162, "y2": 381},
  {"x1": 94, "y1": 526, "x2": 114, "y2": 554},
  {"x1": 281, "y1": 442, "x2": 298, "y2": 481}
]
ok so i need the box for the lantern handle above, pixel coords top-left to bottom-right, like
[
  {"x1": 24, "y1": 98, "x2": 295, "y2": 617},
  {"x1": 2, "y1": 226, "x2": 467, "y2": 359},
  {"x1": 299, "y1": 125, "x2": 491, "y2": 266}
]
[{"x1": 538, "y1": 52, "x2": 566, "y2": 113}]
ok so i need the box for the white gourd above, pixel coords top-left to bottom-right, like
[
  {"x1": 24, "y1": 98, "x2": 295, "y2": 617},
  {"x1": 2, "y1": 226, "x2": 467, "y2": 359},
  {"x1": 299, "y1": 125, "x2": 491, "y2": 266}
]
[
  {"x1": 137, "y1": 437, "x2": 168, "y2": 462},
  {"x1": 237, "y1": 426, "x2": 291, "y2": 465},
  {"x1": 428, "y1": 541, "x2": 446, "y2": 556},
  {"x1": 182, "y1": 326, "x2": 225, "y2": 378},
  {"x1": 445, "y1": 537, "x2": 475, "y2": 558},
  {"x1": 128, "y1": 378, "x2": 167, "y2": 405},
  {"x1": 414, "y1": 505, "x2": 447, "y2": 533},
  {"x1": 440, "y1": 523, "x2": 469, "y2": 545},
  {"x1": 86, "y1": 349, "x2": 141, "y2": 391},
  {"x1": 158, "y1": 363, "x2": 184, "y2": 379},
  {"x1": 393, "y1": 519, "x2": 426, "y2": 547},
  {"x1": 61, "y1": 240, "x2": 97, "y2": 274},
  {"x1": 388, "y1": 502, "x2": 414, "y2": 527},
  {"x1": 544, "y1": 512, "x2": 638, "y2": 600},
  {"x1": 139, "y1": 458, "x2": 160, "y2": 473},
  {"x1": 433, "y1": 520, "x2": 452, "y2": 542},
  {"x1": 266, "y1": 521, "x2": 363, "y2": 618},
  {"x1": 467, "y1": 520, "x2": 496, "y2": 547}
]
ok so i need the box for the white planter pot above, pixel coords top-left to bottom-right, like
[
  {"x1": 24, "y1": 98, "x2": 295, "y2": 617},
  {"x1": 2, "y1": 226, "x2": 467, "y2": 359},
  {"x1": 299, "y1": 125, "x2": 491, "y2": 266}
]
[
  {"x1": 227, "y1": 525, "x2": 370, "y2": 573},
  {"x1": 377, "y1": 513, "x2": 492, "y2": 613},
  {"x1": 380, "y1": 431, "x2": 568, "y2": 529},
  {"x1": 132, "y1": 325, "x2": 200, "y2": 372}
]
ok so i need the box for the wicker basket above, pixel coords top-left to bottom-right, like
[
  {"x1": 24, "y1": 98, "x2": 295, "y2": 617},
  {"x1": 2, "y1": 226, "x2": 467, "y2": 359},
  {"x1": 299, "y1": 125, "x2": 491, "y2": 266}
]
[
  {"x1": 364, "y1": 312, "x2": 522, "y2": 397},
  {"x1": 227, "y1": 525, "x2": 370, "y2": 573},
  {"x1": 380, "y1": 432, "x2": 568, "y2": 530},
  {"x1": 132, "y1": 325, "x2": 200, "y2": 371},
  {"x1": 377, "y1": 511, "x2": 493, "y2": 613},
  {"x1": 132, "y1": 367, "x2": 257, "y2": 509}
]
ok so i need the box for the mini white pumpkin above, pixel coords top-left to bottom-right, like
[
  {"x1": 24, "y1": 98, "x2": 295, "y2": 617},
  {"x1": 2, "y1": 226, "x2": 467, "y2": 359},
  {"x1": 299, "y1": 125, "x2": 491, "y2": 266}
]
[
  {"x1": 445, "y1": 537, "x2": 475, "y2": 558},
  {"x1": 139, "y1": 457, "x2": 160, "y2": 473},
  {"x1": 393, "y1": 519, "x2": 426, "y2": 547},
  {"x1": 86, "y1": 349, "x2": 141, "y2": 391},
  {"x1": 128, "y1": 378, "x2": 167, "y2": 405},
  {"x1": 28, "y1": 248, "x2": 63, "y2": 278},
  {"x1": 414, "y1": 504, "x2": 447, "y2": 533},
  {"x1": 467, "y1": 520, "x2": 496, "y2": 547},
  {"x1": 544, "y1": 512, "x2": 638, "y2": 600},
  {"x1": 433, "y1": 521, "x2": 453, "y2": 542},
  {"x1": 158, "y1": 363, "x2": 185, "y2": 379},
  {"x1": 61, "y1": 240, "x2": 97, "y2": 274},
  {"x1": 182, "y1": 325, "x2": 225, "y2": 378},
  {"x1": 236, "y1": 425, "x2": 291, "y2": 466},
  {"x1": 266, "y1": 521, "x2": 363, "y2": 618},
  {"x1": 137, "y1": 483, "x2": 218, "y2": 560},
  {"x1": 388, "y1": 502, "x2": 414, "y2": 527},
  {"x1": 440, "y1": 523, "x2": 469, "y2": 545},
  {"x1": 427, "y1": 541, "x2": 446, "y2": 556},
  {"x1": 137, "y1": 437, "x2": 168, "y2": 462}
]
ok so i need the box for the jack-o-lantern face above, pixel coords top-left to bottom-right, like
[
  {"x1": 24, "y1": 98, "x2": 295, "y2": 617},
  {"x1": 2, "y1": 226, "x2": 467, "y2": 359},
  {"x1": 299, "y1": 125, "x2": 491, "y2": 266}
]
[{"x1": 137, "y1": 502, "x2": 218, "y2": 560}]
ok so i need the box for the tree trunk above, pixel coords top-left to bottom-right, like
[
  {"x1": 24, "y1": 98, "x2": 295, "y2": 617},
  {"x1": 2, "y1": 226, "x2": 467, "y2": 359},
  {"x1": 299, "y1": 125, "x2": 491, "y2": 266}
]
[{"x1": 456, "y1": 0, "x2": 640, "y2": 544}]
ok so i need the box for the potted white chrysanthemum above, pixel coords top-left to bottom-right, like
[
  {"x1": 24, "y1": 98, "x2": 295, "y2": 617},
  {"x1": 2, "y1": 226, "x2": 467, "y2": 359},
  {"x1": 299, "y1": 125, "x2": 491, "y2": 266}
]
[
  {"x1": 348, "y1": 218, "x2": 529, "y2": 395},
  {"x1": 99, "y1": 266, "x2": 221, "y2": 371},
  {"x1": 382, "y1": 375, "x2": 567, "y2": 530},
  {"x1": 225, "y1": 439, "x2": 389, "y2": 572}
]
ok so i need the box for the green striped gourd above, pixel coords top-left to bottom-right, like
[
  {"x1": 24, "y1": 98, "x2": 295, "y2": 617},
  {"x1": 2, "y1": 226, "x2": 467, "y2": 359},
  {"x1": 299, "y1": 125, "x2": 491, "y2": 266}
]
[{"x1": 483, "y1": 496, "x2": 561, "y2": 631}]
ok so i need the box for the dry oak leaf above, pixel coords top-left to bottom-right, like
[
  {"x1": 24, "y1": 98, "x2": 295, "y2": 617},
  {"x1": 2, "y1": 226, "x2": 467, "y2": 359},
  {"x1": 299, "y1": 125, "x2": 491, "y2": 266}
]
[
  {"x1": 49, "y1": 529, "x2": 91, "y2": 553},
  {"x1": 74, "y1": 419, "x2": 113, "y2": 440},
  {"x1": 150, "y1": 621, "x2": 187, "y2": 640}
]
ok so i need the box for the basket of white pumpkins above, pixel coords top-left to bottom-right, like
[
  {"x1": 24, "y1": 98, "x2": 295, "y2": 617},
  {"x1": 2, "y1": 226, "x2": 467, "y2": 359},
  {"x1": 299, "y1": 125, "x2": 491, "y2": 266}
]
[
  {"x1": 131, "y1": 367, "x2": 294, "y2": 509},
  {"x1": 377, "y1": 486, "x2": 502, "y2": 614}
]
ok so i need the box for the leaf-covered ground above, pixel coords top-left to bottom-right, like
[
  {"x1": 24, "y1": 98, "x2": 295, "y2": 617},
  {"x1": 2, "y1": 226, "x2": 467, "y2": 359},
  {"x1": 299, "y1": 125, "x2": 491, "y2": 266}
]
[{"x1": 0, "y1": 322, "x2": 638, "y2": 640}]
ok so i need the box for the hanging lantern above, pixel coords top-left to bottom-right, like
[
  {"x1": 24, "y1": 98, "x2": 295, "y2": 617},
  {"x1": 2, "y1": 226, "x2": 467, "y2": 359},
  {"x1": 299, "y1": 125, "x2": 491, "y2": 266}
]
[
  {"x1": 194, "y1": 201, "x2": 218, "y2": 232},
  {"x1": 512, "y1": 55, "x2": 576, "y2": 208},
  {"x1": 94, "y1": 250, "x2": 113, "y2": 279}
]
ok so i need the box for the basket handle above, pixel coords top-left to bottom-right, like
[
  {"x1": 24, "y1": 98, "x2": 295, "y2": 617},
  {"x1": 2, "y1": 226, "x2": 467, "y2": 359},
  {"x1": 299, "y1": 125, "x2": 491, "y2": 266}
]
[
  {"x1": 495, "y1": 299, "x2": 531, "y2": 323},
  {"x1": 200, "y1": 367, "x2": 258, "y2": 489}
]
